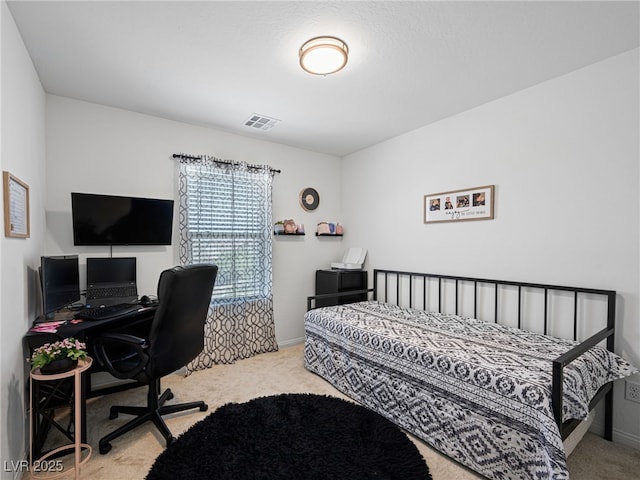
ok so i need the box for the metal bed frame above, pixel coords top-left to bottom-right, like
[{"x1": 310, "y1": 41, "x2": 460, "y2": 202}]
[{"x1": 307, "y1": 268, "x2": 616, "y2": 441}]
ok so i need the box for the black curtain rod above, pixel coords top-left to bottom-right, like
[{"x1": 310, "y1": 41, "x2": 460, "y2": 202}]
[{"x1": 172, "y1": 153, "x2": 281, "y2": 174}]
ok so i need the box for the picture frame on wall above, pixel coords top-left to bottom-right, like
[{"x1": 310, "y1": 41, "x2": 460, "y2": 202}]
[
  {"x1": 424, "y1": 185, "x2": 494, "y2": 224},
  {"x1": 3, "y1": 171, "x2": 30, "y2": 238}
]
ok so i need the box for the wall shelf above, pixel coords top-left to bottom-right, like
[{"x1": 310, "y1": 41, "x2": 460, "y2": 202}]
[
  {"x1": 316, "y1": 233, "x2": 343, "y2": 237},
  {"x1": 274, "y1": 232, "x2": 305, "y2": 236}
]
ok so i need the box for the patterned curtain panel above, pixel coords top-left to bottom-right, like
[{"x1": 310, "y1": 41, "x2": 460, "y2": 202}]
[{"x1": 177, "y1": 156, "x2": 278, "y2": 371}]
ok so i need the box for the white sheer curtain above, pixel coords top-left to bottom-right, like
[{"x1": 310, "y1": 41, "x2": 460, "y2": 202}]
[{"x1": 177, "y1": 155, "x2": 278, "y2": 370}]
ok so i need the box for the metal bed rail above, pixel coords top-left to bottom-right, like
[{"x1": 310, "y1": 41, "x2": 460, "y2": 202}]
[{"x1": 306, "y1": 288, "x2": 374, "y2": 311}]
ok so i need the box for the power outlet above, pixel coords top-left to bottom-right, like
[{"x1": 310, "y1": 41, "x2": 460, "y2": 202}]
[{"x1": 625, "y1": 380, "x2": 640, "y2": 403}]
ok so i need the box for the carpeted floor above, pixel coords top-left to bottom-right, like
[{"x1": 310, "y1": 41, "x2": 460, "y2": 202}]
[{"x1": 30, "y1": 343, "x2": 640, "y2": 480}]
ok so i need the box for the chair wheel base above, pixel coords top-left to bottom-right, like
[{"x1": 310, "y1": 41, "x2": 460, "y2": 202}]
[
  {"x1": 200, "y1": 403, "x2": 208, "y2": 412},
  {"x1": 99, "y1": 442, "x2": 112, "y2": 455}
]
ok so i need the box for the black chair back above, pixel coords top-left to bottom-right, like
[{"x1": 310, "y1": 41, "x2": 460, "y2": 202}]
[{"x1": 146, "y1": 264, "x2": 218, "y2": 379}]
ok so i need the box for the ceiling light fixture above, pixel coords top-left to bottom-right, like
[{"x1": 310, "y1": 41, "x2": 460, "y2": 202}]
[{"x1": 299, "y1": 36, "x2": 349, "y2": 75}]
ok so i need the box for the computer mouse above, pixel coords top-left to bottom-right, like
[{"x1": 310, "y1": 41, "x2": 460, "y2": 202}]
[{"x1": 140, "y1": 295, "x2": 151, "y2": 306}]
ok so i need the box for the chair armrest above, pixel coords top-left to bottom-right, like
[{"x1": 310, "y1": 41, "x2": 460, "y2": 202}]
[{"x1": 92, "y1": 332, "x2": 150, "y2": 380}]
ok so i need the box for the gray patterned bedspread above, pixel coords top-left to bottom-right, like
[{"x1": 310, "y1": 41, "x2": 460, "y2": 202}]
[{"x1": 304, "y1": 301, "x2": 637, "y2": 480}]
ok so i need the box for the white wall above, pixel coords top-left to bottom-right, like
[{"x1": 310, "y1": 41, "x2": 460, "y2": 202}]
[
  {"x1": 45, "y1": 95, "x2": 344, "y2": 347},
  {"x1": 0, "y1": 2, "x2": 47, "y2": 477},
  {"x1": 342, "y1": 49, "x2": 640, "y2": 448}
]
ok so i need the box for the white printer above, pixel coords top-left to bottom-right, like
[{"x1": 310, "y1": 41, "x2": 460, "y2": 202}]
[{"x1": 331, "y1": 248, "x2": 367, "y2": 270}]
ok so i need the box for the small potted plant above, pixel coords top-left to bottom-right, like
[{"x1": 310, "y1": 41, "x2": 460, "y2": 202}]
[{"x1": 30, "y1": 337, "x2": 88, "y2": 374}]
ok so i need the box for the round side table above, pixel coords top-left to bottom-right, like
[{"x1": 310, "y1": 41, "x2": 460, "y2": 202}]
[{"x1": 29, "y1": 357, "x2": 93, "y2": 479}]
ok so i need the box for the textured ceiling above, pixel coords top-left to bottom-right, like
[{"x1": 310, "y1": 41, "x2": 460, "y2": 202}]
[{"x1": 7, "y1": 1, "x2": 640, "y2": 157}]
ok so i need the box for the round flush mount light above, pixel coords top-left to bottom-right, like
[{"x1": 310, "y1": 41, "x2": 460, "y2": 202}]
[{"x1": 299, "y1": 36, "x2": 349, "y2": 75}]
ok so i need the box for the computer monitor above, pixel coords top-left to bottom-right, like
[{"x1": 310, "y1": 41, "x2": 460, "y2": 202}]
[
  {"x1": 40, "y1": 255, "x2": 80, "y2": 319},
  {"x1": 86, "y1": 257, "x2": 136, "y2": 286},
  {"x1": 86, "y1": 257, "x2": 138, "y2": 306}
]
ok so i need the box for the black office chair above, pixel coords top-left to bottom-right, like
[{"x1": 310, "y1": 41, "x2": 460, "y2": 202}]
[{"x1": 92, "y1": 264, "x2": 218, "y2": 454}]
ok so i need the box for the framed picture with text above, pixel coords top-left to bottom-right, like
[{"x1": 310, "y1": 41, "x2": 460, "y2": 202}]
[
  {"x1": 424, "y1": 185, "x2": 494, "y2": 224},
  {"x1": 3, "y1": 171, "x2": 30, "y2": 238}
]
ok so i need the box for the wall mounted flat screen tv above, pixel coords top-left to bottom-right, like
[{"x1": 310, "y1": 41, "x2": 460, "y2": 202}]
[{"x1": 71, "y1": 192, "x2": 174, "y2": 246}]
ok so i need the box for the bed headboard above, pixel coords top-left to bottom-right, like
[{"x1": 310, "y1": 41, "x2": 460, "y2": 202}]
[{"x1": 372, "y1": 269, "x2": 615, "y2": 347}]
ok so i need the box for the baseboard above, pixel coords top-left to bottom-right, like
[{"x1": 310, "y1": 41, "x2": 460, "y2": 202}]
[
  {"x1": 591, "y1": 418, "x2": 640, "y2": 450},
  {"x1": 278, "y1": 337, "x2": 304, "y2": 348},
  {"x1": 612, "y1": 428, "x2": 640, "y2": 450}
]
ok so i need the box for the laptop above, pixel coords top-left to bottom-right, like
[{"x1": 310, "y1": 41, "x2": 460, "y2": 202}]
[{"x1": 86, "y1": 257, "x2": 138, "y2": 307}]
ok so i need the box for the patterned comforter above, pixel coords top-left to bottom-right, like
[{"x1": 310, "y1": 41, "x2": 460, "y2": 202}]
[{"x1": 304, "y1": 301, "x2": 637, "y2": 480}]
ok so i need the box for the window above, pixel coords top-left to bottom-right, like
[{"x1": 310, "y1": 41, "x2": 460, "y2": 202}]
[{"x1": 178, "y1": 160, "x2": 274, "y2": 301}]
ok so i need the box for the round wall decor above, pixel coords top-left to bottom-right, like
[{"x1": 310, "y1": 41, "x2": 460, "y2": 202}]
[{"x1": 299, "y1": 187, "x2": 319, "y2": 211}]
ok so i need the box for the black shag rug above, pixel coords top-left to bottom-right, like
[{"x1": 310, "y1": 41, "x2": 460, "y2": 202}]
[{"x1": 146, "y1": 393, "x2": 431, "y2": 480}]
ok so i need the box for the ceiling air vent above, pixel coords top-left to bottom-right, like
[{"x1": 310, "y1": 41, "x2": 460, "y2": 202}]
[{"x1": 243, "y1": 114, "x2": 280, "y2": 131}]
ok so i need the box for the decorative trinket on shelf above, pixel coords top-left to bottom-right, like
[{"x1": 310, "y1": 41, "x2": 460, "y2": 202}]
[
  {"x1": 274, "y1": 219, "x2": 305, "y2": 235},
  {"x1": 316, "y1": 222, "x2": 343, "y2": 235},
  {"x1": 283, "y1": 219, "x2": 297, "y2": 233},
  {"x1": 317, "y1": 222, "x2": 330, "y2": 235}
]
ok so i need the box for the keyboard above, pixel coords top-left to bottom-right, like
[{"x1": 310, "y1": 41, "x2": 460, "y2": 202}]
[
  {"x1": 86, "y1": 285, "x2": 137, "y2": 300},
  {"x1": 74, "y1": 303, "x2": 143, "y2": 321}
]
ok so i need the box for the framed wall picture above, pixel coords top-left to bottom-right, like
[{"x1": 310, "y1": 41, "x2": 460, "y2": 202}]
[
  {"x1": 3, "y1": 171, "x2": 30, "y2": 238},
  {"x1": 424, "y1": 185, "x2": 494, "y2": 224}
]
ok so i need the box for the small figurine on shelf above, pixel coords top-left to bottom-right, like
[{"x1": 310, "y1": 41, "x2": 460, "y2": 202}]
[
  {"x1": 316, "y1": 222, "x2": 343, "y2": 235},
  {"x1": 274, "y1": 221, "x2": 285, "y2": 234},
  {"x1": 284, "y1": 219, "x2": 297, "y2": 234},
  {"x1": 317, "y1": 222, "x2": 330, "y2": 235}
]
